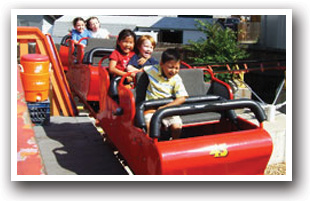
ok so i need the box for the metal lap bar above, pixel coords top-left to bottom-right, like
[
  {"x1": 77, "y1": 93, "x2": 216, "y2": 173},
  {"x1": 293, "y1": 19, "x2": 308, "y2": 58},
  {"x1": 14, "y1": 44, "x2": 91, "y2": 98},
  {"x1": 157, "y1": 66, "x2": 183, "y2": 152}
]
[
  {"x1": 149, "y1": 99, "x2": 266, "y2": 138},
  {"x1": 135, "y1": 95, "x2": 222, "y2": 130}
]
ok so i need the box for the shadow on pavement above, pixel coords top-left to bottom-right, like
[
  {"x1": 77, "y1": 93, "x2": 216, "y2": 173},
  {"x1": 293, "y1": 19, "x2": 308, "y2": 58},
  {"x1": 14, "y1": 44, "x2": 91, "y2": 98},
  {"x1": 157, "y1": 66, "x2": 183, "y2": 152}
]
[{"x1": 35, "y1": 117, "x2": 128, "y2": 175}]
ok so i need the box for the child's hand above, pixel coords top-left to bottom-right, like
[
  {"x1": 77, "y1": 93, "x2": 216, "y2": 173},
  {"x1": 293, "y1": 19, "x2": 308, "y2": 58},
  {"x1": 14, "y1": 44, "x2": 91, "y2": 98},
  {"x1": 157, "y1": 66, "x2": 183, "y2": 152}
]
[
  {"x1": 126, "y1": 76, "x2": 133, "y2": 82},
  {"x1": 138, "y1": 56, "x2": 150, "y2": 66},
  {"x1": 126, "y1": 73, "x2": 135, "y2": 83},
  {"x1": 130, "y1": 72, "x2": 136, "y2": 78}
]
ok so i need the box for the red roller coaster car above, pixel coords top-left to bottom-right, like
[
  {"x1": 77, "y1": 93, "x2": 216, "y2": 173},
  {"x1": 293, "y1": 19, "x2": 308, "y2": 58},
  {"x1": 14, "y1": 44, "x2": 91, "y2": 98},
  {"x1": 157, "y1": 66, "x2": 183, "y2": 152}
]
[
  {"x1": 62, "y1": 35, "x2": 273, "y2": 175},
  {"x1": 96, "y1": 66, "x2": 273, "y2": 175},
  {"x1": 64, "y1": 36, "x2": 115, "y2": 113},
  {"x1": 58, "y1": 34, "x2": 71, "y2": 72}
]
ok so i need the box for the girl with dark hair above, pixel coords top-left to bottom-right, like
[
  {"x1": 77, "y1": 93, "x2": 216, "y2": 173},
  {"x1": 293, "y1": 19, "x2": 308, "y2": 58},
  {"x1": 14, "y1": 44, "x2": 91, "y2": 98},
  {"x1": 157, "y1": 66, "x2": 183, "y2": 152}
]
[
  {"x1": 108, "y1": 29, "x2": 136, "y2": 82},
  {"x1": 71, "y1": 17, "x2": 91, "y2": 46}
]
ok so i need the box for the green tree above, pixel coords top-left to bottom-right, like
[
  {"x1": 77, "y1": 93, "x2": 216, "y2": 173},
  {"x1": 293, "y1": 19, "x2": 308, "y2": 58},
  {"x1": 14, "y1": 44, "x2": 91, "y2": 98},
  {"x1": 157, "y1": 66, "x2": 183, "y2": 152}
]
[{"x1": 185, "y1": 19, "x2": 249, "y2": 83}]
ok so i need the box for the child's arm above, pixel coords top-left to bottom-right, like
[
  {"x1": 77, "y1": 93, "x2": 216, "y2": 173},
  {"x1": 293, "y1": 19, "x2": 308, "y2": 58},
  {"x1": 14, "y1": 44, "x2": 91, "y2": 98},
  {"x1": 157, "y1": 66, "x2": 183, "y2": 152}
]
[
  {"x1": 137, "y1": 55, "x2": 151, "y2": 66},
  {"x1": 109, "y1": 60, "x2": 127, "y2": 77},
  {"x1": 73, "y1": 41, "x2": 86, "y2": 47},
  {"x1": 127, "y1": 64, "x2": 140, "y2": 73},
  {"x1": 71, "y1": 32, "x2": 79, "y2": 44},
  {"x1": 158, "y1": 96, "x2": 186, "y2": 110},
  {"x1": 109, "y1": 60, "x2": 134, "y2": 82},
  {"x1": 72, "y1": 35, "x2": 86, "y2": 47}
]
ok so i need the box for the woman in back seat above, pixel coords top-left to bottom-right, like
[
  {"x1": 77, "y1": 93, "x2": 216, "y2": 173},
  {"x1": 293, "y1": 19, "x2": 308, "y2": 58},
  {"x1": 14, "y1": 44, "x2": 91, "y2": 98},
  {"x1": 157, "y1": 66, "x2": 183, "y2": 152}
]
[{"x1": 86, "y1": 16, "x2": 110, "y2": 39}]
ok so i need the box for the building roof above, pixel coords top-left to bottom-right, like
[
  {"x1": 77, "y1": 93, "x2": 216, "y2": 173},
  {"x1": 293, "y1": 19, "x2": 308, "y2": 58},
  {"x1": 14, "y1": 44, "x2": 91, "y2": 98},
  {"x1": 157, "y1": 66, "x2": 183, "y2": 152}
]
[
  {"x1": 151, "y1": 17, "x2": 214, "y2": 30},
  {"x1": 52, "y1": 15, "x2": 214, "y2": 37}
]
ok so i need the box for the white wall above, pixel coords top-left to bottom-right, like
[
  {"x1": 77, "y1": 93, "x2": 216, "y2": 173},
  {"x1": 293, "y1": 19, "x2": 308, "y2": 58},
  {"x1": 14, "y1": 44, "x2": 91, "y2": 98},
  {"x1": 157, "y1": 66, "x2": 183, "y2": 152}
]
[
  {"x1": 17, "y1": 15, "x2": 43, "y2": 30},
  {"x1": 17, "y1": 15, "x2": 53, "y2": 34}
]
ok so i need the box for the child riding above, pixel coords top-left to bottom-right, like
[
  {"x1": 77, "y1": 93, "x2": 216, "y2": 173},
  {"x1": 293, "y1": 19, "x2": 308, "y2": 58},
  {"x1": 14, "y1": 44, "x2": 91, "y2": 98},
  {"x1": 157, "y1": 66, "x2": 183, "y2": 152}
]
[
  {"x1": 71, "y1": 17, "x2": 91, "y2": 46},
  {"x1": 108, "y1": 29, "x2": 136, "y2": 83},
  {"x1": 143, "y1": 48, "x2": 188, "y2": 139},
  {"x1": 127, "y1": 35, "x2": 158, "y2": 72},
  {"x1": 86, "y1": 16, "x2": 110, "y2": 39}
]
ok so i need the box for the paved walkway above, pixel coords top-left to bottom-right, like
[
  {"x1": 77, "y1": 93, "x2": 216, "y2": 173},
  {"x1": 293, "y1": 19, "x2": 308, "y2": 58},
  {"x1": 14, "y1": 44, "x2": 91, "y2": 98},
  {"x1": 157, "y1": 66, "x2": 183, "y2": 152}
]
[{"x1": 33, "y1": 116, "x2": 128, "y2": 175}]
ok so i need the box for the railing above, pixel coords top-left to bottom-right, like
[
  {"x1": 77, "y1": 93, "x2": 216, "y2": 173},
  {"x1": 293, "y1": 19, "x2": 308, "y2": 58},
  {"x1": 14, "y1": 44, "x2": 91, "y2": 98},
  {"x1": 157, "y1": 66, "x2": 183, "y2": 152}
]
[{"x1": 183, "y1": 59, "x2": 286, "y2": 74}]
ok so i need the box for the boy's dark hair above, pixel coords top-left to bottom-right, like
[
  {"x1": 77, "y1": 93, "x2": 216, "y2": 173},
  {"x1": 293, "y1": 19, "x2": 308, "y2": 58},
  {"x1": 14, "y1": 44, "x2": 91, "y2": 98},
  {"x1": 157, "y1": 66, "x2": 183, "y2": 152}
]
[
  {"x1": 116, "y1": 29, "x2": 136, "y2": 53},
  {"x1": 161, "y1": 48, "x2": 181, "y2": 64},
  {"x1": 72, "y1": 17, "x2": 85, "y2": 26}
]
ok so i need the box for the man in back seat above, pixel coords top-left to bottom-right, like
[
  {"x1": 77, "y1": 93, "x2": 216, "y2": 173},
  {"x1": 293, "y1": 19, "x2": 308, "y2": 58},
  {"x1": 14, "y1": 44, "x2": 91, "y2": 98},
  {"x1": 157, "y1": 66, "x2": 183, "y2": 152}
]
[{"x1": 143, "y1": 48, "x2": 188, "y2": 139}]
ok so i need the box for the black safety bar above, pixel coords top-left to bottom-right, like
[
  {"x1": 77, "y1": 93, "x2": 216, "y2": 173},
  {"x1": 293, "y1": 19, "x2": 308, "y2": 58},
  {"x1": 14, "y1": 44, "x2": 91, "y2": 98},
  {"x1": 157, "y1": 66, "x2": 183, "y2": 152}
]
[
  {"x1": 83, "y1": 48, "x2": 114, "y2": 64},
  {"x1": 60, "y1": 34, "x2": 71, "y2": 46},
  {"x1": 135, "y1": 95, "x2": 224, "y2": 130},
  {"x1": 149, "y1": 99, "x2": 266, "y2": 138},
  {"x1": 108, "y1": 76, "x2": 122, "y2": 103}
]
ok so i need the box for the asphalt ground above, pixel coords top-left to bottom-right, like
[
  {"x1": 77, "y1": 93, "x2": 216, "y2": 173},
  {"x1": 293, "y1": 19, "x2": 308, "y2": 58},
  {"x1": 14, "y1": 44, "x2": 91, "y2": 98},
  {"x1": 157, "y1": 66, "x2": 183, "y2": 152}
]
[{"x1": 33, "y1": 115, "x2": 128, "y2": 175}]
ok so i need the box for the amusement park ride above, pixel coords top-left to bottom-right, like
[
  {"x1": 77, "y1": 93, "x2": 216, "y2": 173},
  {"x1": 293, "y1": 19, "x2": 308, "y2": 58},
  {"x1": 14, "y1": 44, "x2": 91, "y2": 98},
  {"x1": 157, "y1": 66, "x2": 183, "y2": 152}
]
[{"x1": 17, "y1": 27, "x2": 285, "y2": 175}]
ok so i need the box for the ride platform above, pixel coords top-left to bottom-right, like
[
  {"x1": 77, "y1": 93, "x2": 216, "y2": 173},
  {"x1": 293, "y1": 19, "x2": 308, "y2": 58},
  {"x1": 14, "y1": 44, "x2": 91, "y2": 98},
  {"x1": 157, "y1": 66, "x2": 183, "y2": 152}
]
[{"x1": 33, "y1": 116, "x2": 128, "y2": 175}]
